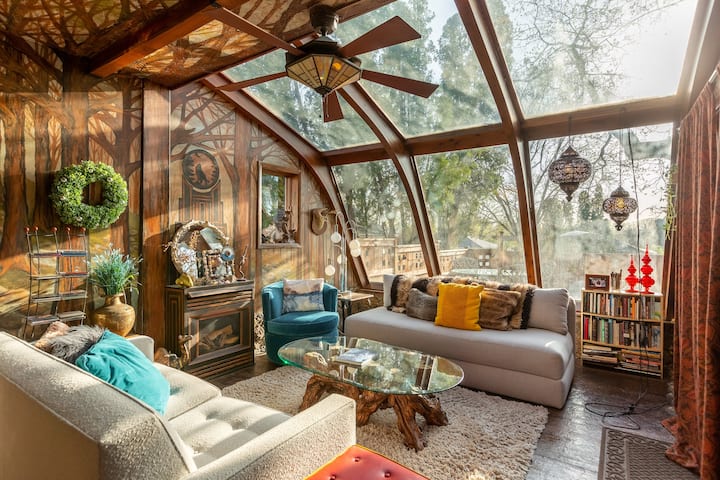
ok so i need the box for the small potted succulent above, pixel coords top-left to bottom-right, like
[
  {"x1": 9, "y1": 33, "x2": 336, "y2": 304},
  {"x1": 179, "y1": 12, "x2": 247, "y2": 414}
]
[{"x1": 89, "y1": 246, "x2": 141, "y2": 336}]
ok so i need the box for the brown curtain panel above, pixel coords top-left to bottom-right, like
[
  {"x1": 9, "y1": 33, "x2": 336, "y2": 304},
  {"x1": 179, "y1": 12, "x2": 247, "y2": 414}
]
[{"x1": 663, "y1": 68, "x2": 720, "y2": 480}]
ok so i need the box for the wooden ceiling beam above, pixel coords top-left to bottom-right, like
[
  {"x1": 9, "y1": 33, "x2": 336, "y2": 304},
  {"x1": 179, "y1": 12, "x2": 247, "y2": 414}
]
[
  {"x1": 88, "y1": 0, "x2": 222, "y2": 77},
  {"x1": 522, "y1": 96, "x2": 680, "y2": 141},
  {"x1": 457, "y1": 0, "x2": 540, "y2": 285},
  {"x1": 340, "y1": 83, "x2": 442, "y2": 277}
]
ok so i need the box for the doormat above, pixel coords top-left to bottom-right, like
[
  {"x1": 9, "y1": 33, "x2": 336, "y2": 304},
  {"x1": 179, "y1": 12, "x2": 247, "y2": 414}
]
[{"x1": 598, "y1": 427, "x2": 698, "y2": 480}]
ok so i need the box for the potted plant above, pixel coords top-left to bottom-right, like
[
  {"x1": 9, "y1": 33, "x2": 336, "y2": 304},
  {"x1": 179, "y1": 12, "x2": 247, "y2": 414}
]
[{"x1": 89, "y1": 246, "x2": 141, "y2": 336}]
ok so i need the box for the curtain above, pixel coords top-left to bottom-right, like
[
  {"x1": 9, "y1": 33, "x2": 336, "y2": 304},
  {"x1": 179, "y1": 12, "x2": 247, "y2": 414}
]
[{"x1": 663, "y1": 67, "x2": 720, "y2": 480}]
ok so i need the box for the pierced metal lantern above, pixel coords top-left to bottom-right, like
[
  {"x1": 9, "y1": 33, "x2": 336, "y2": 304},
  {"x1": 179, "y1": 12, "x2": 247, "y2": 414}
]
[
  {"x1": 602, "y1": 185, "x2": 638, "y2": 231},
  {"x1": 548, "y1": 146, "x2": 592, "y2": 201}
]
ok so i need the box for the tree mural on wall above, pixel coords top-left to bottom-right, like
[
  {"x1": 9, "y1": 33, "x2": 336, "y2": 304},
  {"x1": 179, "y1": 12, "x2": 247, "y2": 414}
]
[{"x1": 0, "y1": 35, "x2": 142, "y2": 330}]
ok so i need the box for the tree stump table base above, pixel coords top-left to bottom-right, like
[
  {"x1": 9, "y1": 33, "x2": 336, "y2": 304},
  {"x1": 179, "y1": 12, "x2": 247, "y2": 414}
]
[{"x1": 299, "y1": 374, "x2": 449, "y2": 451}]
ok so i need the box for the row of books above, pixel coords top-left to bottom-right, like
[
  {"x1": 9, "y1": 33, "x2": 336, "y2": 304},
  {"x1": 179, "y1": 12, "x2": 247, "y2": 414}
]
[
  {"x1": 582, "y1": 316, "x2": 661, "y2": 349},
  {"x1": 581, "y1": 291, "x2": 661, "y2": 319},
  {"x1": 581, "y1": 345, "x2": 662, "y2": 373}
]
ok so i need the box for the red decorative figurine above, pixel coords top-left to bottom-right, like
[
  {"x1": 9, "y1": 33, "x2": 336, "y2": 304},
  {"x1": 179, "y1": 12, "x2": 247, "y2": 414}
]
[
  {"x1": 625, "y1": 256, "x2": 639, "y2": 293},
  {"x1": 640, "y1": 245, "x2": 655, "y2": 294}
]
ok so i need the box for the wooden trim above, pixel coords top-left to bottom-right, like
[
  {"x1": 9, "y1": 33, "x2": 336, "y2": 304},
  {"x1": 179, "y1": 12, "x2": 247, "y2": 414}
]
[{"x1": 141, "y1": 83, "x2": 172, "y2": 346}]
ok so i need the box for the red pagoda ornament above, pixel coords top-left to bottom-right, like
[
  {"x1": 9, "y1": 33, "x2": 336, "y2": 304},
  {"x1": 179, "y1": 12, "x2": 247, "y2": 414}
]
[
  {"x1": 640, "y1": 245, "x2": 655, "y2": 294},
  {"x1": 625, "y1": 256, "x2": 639, "y2": 293}
]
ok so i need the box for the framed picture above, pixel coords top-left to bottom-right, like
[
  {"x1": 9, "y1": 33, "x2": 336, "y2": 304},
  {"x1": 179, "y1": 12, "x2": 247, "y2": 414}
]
[{"x1": 585, "y1": 274, "x2": 610, "y2": 291}]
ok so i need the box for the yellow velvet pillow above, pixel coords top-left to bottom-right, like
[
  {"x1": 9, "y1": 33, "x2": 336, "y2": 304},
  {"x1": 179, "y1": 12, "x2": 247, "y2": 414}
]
[{"x1": 434, "y1": 282, "x2": 484, "y2": 330}]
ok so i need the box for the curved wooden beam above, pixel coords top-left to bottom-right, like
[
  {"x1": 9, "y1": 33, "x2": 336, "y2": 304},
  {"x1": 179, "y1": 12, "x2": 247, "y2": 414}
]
[
  {"x1": 456, "y1": 0, "x2": 540, "y2": 285},
  {"x1": 339, "y1": 83, "x2": 441, "y2": 277}
]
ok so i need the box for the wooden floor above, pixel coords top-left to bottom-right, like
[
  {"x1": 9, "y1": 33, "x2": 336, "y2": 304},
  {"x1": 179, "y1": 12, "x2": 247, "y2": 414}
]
[{"x1": 209, "y1": 356, "x2": 675, "y2": 480}]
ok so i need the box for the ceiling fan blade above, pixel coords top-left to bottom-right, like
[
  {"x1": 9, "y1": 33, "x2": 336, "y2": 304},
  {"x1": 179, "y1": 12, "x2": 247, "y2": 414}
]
[
  {"x1": 323, "y1": 91, "x2": 344, "y2": 123},
  {"x1": 208, "y1": 6, "x2": 305, "y2": 56},
  {"x1": 218, "y1": 72, "x2": 287, "y2": 91},
  {"x1": 339, "y1": 16, "x2": 421, "y2": 58},
  {"x1": 361, "y1": 70, "x2": 439, "y2": 98}
]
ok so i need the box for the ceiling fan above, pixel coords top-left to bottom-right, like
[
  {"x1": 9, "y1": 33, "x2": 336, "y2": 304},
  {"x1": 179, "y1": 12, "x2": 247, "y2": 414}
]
[{"x1": 210, "y1": 4, "x2": 439, "y2": 122}]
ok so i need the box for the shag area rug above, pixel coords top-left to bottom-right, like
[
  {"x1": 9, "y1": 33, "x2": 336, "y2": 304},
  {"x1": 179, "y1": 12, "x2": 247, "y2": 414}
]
[
  {"x1": 598, "y1": 427, "x2": 698, "y2": 480},
  {"x1": 222, "y1": 366, "x2": 548, "y2": 480}
]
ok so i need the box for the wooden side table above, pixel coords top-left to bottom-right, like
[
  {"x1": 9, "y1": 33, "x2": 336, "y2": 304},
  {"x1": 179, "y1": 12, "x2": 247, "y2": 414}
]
[{"x1": 337, "y1": 291, "x2": 374, "y2": 332}]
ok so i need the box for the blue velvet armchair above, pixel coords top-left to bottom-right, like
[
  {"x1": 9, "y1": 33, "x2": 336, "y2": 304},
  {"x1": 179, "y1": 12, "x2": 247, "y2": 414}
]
[{"x1": 261, "y1": 281, "x2": 340, "y2": 364}]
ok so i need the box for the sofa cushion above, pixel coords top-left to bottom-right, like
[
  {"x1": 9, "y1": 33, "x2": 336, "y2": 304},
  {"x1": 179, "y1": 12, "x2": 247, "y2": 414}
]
[
  {"x1": 267, "y1": 311, "x2": 338, "y2": 336},
  {"x1": 527, "y1": 288, "x2": 569, "y2": 335},
  {"x1": 406, "y1": 288, "x2": 438, "y2": 321},
  {"x1": 282, "y1": 278, "x2": 325, "y2": 313},
  {"x1": 434, "y1": 283, "x2": 483, "y2": 331},
  {"x1": 75, "y1": 330, "x2": 171, "y2": 414},
  {"x1": 169, "y1": 396, "x2": 290, "y2": 468},
  {"x1": 345, "y1": 307, "x2": 574, "y2": 381},
  {"x1": 156, "y1": 363, "x2": 221, "y2": 420},
  {"x1": 478, "y1": 288, "x2": 520, "y2": 330}
]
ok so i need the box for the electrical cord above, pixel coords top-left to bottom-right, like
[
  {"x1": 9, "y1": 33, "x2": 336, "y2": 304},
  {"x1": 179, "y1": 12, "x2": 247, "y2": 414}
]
[{"x1": 583, "y1": 128, "x2": 668, "y2": 429}]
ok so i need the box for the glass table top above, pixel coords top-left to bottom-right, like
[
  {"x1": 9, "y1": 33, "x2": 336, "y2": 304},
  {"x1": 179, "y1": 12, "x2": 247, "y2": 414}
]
[{"x1": 278, "y1": 336, "x2": 464, "y2": 395}]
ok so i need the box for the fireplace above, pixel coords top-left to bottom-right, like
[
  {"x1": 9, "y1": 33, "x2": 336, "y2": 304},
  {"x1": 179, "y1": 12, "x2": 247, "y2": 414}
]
[{"x1": 165, "y1": 280, "x2": 254, "y2": 378}]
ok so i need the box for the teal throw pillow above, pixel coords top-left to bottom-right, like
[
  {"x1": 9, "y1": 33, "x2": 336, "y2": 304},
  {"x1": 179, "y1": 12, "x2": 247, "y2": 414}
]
[
  {"x1": 282, "y1": 278, "x2": 325, "y2": 313},
  {"x1": 75, "y1": 331, "x2": 170, "y2": 414}
]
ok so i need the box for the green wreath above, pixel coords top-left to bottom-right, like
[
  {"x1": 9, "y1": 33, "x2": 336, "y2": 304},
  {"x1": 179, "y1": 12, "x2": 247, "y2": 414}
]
[{"x1": 50, "y1": 161, "x2": 128, "y2": 230}]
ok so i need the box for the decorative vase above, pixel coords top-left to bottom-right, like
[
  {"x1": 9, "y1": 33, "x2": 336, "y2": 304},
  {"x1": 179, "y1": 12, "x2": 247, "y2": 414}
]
[
  {"x1": 640, "y1": 245, "x2": 655, "y2": 294},
  {"x1": 625, "y1": 257, "x2": 639, "y2": 293},
  {"x1": 92, "y1": 294, "x2": 135, "y2": 336}
]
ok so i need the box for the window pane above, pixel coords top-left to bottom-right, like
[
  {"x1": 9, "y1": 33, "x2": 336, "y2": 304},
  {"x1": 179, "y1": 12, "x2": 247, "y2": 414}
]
[
  {"x1": 416, "y1": 145, "x2": 528, "y2": 284},
  {"x1": 488, "y1": 0, "x2": 697, "y2": 116},
  {"x1": 532, "y1": 125, "x2": 671, "y2": 298},
  {"x1": 332, "y1": 160, "x2": 422, "y2": 282}
]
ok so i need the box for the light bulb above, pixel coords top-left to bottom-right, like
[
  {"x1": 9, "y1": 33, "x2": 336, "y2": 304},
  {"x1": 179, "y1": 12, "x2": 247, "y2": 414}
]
[
  {"x1": 336, "y1": 254, "x2": 343, "y2": 265},
  {"x1": 350, "y1": 248, "x2": 361, "y2": 257},
  {"x1": 348, "y1": 239, "x2": 360, "y2": 250},
  {"x1": 330, "y1": 231, "x2": 342, "y2": 243},
  {"x1": 325, "y1": 264, "x2": 336, "y2": 276}
]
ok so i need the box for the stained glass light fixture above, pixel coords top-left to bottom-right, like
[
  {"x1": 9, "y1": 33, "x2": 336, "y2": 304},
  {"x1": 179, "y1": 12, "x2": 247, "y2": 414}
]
[
  {"x1": 548, "y1": 119, "x2": 592, "y2": 201},
  {"x1": 603, "y1": 130, "x2": 638, "y2": 230}
]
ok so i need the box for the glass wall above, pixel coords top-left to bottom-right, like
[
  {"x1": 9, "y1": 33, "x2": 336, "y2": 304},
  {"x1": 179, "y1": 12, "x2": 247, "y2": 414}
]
[
  {"x1": 332, "y1": 160, "x2": 422, "y2": 283},
  {"x1": 415, "y1": 145, "x2": 528, "y2": 284},
  {"x1": 532, "y1": 124, "x2": 672, "y2": 298}
]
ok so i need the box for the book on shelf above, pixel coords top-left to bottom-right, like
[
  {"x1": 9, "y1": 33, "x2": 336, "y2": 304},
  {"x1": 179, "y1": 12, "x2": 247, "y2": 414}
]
[
  {"x1": 582, "y1": 354, "x2": 619, "y2": 365},
  {"x1": 334, "y1": 348, "x2": 377, "y2": 367}
]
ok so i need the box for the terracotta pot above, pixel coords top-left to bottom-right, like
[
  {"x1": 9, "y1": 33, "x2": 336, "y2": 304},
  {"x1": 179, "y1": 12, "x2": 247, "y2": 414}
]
[{"x1": 92, "y1": 294, "x2": 135, "y2": 336}]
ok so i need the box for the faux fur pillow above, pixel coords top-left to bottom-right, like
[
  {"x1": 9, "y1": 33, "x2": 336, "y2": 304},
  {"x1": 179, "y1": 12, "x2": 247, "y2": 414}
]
[
  {"x1": 406, "y1": 288, "x2": 438, "y2": 322},
  {"x1": 388, "y1": 274, "x2": 416, "y2": 312},
  {"x1": 43, "y1": 325, "x2": 105, "y2": 364},
  {"x1": 478, "y1": 288, "x2": 521, "y2": 330}
]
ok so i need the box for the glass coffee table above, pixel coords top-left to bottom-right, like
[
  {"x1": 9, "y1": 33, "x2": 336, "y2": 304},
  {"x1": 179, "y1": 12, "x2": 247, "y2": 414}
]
[{"x1": 278, "y1": 336, "x2": 464, "y2": 451}]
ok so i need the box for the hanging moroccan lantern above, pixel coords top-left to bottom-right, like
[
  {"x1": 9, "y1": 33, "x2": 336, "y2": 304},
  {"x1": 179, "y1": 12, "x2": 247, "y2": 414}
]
[
  {"x1": 602, "y1": 185, "x2": 637, "y2": 230},
  {"x1": 548, "y1": 146, "x2": 592, "y2": 201}
]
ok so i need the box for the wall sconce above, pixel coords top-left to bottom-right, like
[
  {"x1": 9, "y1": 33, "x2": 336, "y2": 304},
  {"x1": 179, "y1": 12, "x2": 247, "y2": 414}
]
[{"x1": 313, "y1": 209, "x2": 361, "y2": 293}]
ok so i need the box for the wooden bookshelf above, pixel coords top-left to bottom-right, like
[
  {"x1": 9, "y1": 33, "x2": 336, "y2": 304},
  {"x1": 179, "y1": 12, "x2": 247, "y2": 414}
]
[{"x1": 580, "y1": 289, "x2": 666, "y2": 378}]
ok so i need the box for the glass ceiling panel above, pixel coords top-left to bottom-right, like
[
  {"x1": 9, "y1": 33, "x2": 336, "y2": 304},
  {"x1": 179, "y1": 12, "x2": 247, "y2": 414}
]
[
  {"x1": 488, "y1": 0, "x2": 698, "y2": 117},
  {"x1": 341, "y1": 0, "x2": 500, "y2": 137},
  {"x1": 223, "y1": 51, "x2": 377, "y2": 151}
]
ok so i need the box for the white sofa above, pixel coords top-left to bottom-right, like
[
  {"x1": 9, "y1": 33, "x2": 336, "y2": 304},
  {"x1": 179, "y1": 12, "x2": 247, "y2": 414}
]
[
  {"x1": 345, "y1": 291, "x2": 576, "y2": 409},
  {"x1": 0, "y1": 332, "x2": 355, "y2": 480}
]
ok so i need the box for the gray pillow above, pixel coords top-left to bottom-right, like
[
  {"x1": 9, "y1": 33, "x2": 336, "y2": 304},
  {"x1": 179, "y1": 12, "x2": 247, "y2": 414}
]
[
  {"x1": 527, "y1": 288, "x2": 569, "y2": 334},
  {"x1": 406, "y1": 288, "x2": 438, "y2": 322}
]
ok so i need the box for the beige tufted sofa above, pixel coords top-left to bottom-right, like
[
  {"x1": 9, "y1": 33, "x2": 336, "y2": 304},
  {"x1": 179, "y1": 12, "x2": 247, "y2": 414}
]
[{"x1": 0, "y1": 332, "x2": 355, "y2": 480}]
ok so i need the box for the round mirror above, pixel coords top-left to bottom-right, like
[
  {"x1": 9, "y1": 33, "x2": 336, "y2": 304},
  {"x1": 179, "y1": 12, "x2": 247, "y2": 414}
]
[{"x1": 168, "y1": 220, "x2": 234, "y2": 285}]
